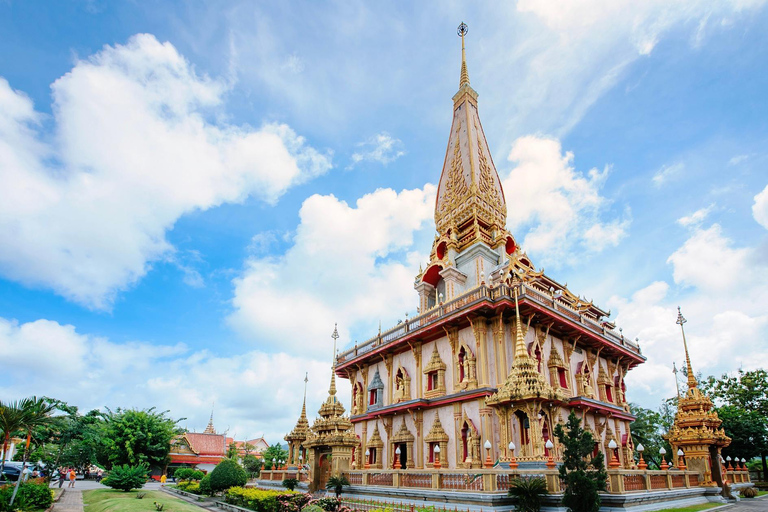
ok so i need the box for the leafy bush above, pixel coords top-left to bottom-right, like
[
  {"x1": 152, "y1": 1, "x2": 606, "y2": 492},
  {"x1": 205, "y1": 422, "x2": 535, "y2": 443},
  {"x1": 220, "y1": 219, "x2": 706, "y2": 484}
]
[
  {"x1": 102, "y1": 464, "x2": 148, "y2": 492},
  {"x1": 278, "y1": 492, "x2": 311, "y2": 512},
  {"x1": 283, "y1": 477, "x2": 299, "y2": 491},
  {"x1": 174, "y1": 468, "x2": 192, "y2": 480},
  {"x1": 742, "y1": 486, "x2": 758, "y2": 498},
  {"x1": 0, "y1": 482, "x2": 54, "y2": 511},
  {"x1": 507, "y1": 476, "x2": 548, "y2": 512},
  {"x1": 302, "y1": 505, "x2": 325, "y2": 512},
  {"x1": 137, "y1": 492, "x2": 146, "y2": 499},
  {"x1": 311, "y1": 497, "x2": 342, "y2": 512},
  {"x1": 209, "y1": 459, "x2": 247, "y2": 493},
  {"x1": 200, "y1": 474, "x2": 212, "y2": 495},
  {"x1": 179, "y1": 482, "x2": 200, "y2": 493},
  {"x1": 225, "y1": 487, "x2": 299, "y2": 512},
  {"x1": 175, "y1": 468, "x2": 203, "y2": 481},
  {"x1": 154, "y1": 501, "x2": 165, "y2": 511}
]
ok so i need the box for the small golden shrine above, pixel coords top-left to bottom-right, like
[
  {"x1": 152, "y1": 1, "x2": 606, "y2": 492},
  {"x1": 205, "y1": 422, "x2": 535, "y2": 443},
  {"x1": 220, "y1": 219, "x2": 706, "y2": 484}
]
[
  {"x1": 666, "y1": 307, "x2": 730, "y2": 487},
  {"x1": 284, "y1": 373, "x2": 311, "y2": 468},
  {"x1": 486, "y1": 282, "x2": 568, "y2": 461},
  {"x1": 303, "y1": 325, "x2": 359, "y2": 491}
]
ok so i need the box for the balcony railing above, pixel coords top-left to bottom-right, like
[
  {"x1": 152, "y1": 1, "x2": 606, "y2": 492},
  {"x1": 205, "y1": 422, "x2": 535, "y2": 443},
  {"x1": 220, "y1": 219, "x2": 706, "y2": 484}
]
[{"x1": 337, "y1": 283, "x2": 641, "y2": 364}]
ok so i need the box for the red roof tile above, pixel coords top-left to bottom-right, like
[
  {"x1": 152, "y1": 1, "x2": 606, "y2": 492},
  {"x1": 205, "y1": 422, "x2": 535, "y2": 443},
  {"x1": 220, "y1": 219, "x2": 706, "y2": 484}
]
[{"x1": 184, "y1": 433, "x2": 226, "y2": 456}]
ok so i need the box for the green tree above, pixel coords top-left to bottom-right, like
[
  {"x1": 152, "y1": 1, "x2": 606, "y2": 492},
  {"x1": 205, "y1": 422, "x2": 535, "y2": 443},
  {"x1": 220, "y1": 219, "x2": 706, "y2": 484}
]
[
  {"x1": 100, "y1": 407, "x2": 181, "y2": 470},
  {"x1": 0, "y1": 399, "x2": 27, "y2": 473},
  {"x1": 9, "y1": 397, "x2": 57, "y2": 507},
  {"x1": 226, "y1": 442, "x2": 239, "y2": 459},
  {"x1": 242, "y1": 454, "x2": 262, "y2": 477},
  {"x1": 554, "y1": 410, "x2": 607, "y2": 512},
  {"x1": 48, "y1": 401, "x2": 105, "y2": 473},
  {"x1": 702, "y1": 369, "x2": 768, "y2": 474},
  {"x1": 261, "y1": 443, "x2": 288, "y2": 469},
  {"x1": 629, "y1": 404, "x2": 671, "y2": 469},
  {"x1": 717, "y1": 406, "x2": 768, "y2": 463}
]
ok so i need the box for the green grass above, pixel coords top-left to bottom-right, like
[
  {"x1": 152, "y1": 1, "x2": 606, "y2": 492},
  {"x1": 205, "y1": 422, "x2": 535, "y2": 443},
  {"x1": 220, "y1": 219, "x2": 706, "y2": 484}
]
[
  {"x1": 650, "y1": 504, "x2": 720, "y2": 512},
  {"x1": 83, "y1": 489, "x2": 204, "y2": 512}
]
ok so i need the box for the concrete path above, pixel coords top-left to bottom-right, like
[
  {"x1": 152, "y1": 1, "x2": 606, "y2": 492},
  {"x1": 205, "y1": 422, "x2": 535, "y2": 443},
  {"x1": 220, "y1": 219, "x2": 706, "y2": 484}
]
[
  {"x1": 722, "y1": 497, "x2": 768, "y2": 511},
  {"x1": 52, "y1": 489, "x2": 84, "y2": 512}
]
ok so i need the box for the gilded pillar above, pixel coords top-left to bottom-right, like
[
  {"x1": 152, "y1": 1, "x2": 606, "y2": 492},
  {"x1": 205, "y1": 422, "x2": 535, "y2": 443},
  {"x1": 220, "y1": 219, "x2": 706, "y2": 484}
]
[{"x1": 470, "y1": 317, "x2": 489, "y2": 386}]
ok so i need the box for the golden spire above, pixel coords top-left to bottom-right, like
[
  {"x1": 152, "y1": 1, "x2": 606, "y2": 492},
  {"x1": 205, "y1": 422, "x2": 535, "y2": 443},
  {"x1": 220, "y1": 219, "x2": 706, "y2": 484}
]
[
  {"x1": 513, "y1": 284, "x2": 529, "y2": 360},
  {"x1": 676, "y1": 307, "x2": 698, "y2": 389},
  {"x1": 329, "y1": 324, "x2": 339, "y2": 397},
  {"x1": 203, "y1": 404, "x2": 216, "y2": 434},
  {"x1": 301, "y1": 371, "x2": 308, "y2": 419},
  {"x1": 458, "y1": 22, "x2": 470, "y2": 88}
]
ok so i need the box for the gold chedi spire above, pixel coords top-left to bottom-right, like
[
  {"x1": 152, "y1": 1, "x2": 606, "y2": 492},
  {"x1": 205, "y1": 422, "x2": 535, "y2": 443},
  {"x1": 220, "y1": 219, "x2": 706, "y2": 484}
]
[
  {"x1": 666, "y1": 309, "x2": 730, "y2": 485},
  {"x1": 203, "y1": 404, "x2": 216, "y2": 434},
  {"x1": 676, "y1": 307, "x2": 698, "y2": 389},
  {"x1": 513, "y1": 285, "x2": 530, "y2": 360},
  {"x1": 433, "y1": 22, "x2": 509, "y2": 254},
  {"x1": 458, "y1": 21, "x2": 470, "y2": 88},
  {"x1": 486, "y1": 283, "x2": 567, "y2": 406},
  {"x1": 329, "y1": 323, "x2": 339, "y2": 397}
]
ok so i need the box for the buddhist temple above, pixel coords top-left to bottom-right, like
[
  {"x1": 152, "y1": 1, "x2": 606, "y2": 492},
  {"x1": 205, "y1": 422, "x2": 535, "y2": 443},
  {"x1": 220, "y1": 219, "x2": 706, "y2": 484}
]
[
  {"x1": 331, "y1": 22, "x2": 644, "y2": 478},
  {"x1": 665, "y1": 308, "x2": 731, "y2": 486},
  {"x1": 273, "y1": 23, "x2": 753, "y2": 508},
  {"x1": 169, "y1": 413, "x2": 228, "y2": 472}
]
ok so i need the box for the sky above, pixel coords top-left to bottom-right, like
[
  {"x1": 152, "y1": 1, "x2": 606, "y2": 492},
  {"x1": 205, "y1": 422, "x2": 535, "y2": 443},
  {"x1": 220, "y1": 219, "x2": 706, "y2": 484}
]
[{"x1": 1, "y1": 0, "x2": 767, "y2": 444}]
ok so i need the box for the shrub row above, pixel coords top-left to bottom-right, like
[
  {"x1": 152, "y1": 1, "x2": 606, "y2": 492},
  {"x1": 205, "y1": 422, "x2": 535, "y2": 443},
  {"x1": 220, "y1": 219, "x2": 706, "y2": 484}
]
[
  {"x1": 224, "y1": 487, "x2": 305, "y2": 512},
  {"x1": 0, "y1": 482, "x2": 54, "y2": 512}
]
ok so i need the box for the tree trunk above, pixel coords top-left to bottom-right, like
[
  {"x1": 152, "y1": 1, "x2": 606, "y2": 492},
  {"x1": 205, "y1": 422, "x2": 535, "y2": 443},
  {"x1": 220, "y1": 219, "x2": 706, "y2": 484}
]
[
  {"x1": 9, "y1": 432, "x2": 31, "y2": 506},
  {"x1": 761, "y1": 451, "x2": 767, "y2": 476}
]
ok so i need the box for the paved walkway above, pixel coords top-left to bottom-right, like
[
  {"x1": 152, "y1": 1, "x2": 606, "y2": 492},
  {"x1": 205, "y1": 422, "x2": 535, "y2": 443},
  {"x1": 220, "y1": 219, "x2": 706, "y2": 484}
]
[
  {"x1": 52, "y1": 489, "x2": 84, "y2": 512},
  {"x1": 722, "y1": 497, "x2": 768, "y2": 511}
]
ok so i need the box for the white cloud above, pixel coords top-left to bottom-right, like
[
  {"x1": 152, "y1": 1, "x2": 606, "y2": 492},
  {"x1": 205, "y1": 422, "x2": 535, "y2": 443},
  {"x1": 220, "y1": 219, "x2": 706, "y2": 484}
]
[
  {"x1": 0, "y1": 34, "x2": 331, "y2": 310},
  {"x1": 229, "y1": 185, "x2": 436, "y2": 356},
  {"x1": 728, "y1": 154, "x2": 749, "y2": 166},
  {"x1": 667, "y1": 223, "x2": 755, "y2": 291},
  {"x1": 652, "y1": 162, "x2": 684, "y2": 187},
  {"x1": 612, "y1": 222, "x2": 768, "y2": 407},
  {"x1": 0, "y1": 316, "x2": 343, "y2": 444},
  {"x1": 348, "y1": 132, "x2": 405, "y2": 169},
  {"x1": 753, "y1": 184, "x2": 768, "y2": 229},
  {"x1": 677, "y1": 204, "x2": 715, "y2": 227},
  {"x1": 502, "y1": 135, "x2": 629, "y2": 260}
]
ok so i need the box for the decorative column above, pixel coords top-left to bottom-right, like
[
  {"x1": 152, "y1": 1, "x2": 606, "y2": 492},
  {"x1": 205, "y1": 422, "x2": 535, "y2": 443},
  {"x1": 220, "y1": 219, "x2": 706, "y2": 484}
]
[
  {"x1": 439, "y1": 266, "x2": 467, "y2": 301},
  {"x1": 470, "y1": 317, "x2": 489, "y2": 386}
]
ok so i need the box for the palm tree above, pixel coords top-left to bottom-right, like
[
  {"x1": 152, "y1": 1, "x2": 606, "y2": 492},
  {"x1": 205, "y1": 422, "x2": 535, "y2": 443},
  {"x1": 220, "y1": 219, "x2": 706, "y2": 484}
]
[
  {"x1": 10, "y1": 397, "x2": 57, "y2": 506},
  {"x1": 0, "y1": 399, "x2": 30, "y2": 473},
  {"x1": 325, "y1": 475, "x2": 350, "y2": 498}
]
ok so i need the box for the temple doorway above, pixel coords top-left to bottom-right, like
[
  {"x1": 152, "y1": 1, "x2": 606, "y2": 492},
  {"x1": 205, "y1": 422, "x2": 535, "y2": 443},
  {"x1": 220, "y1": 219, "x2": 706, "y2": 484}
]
[
  {"x1": 317, "y1": 451, "x2": 331, "y2": 490},
  {"x1": 394, "y1": 443, "x2": 408, "y2": 469}
]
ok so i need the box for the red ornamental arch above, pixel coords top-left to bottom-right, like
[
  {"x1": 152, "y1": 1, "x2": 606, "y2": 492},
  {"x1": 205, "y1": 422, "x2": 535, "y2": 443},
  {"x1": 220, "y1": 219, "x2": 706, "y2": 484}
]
[{"x1": 422, "y1": 264, "x2": 443, "y2": 287}]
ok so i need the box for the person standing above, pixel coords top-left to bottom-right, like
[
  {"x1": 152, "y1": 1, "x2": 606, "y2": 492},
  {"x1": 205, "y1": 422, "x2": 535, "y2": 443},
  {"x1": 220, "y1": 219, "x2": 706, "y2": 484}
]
[
  {"x1": 58, "y1": 467, "x2": 66, "y2": 488},
  {"x1": 68, "y1": 468, "x2": 76, "y2": 488}
]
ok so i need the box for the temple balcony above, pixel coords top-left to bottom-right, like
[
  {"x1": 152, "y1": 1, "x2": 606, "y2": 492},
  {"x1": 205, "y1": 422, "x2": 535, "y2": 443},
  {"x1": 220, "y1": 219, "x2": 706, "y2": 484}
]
[{"x1": 336, "y1": 282, "x2": 644, "y2": 374}]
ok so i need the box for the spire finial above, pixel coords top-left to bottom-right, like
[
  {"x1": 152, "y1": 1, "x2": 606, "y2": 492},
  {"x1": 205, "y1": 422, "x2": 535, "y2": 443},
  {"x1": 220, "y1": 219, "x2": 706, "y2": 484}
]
[
  {"x1": 513, "y1": 285, "x2": 529, "y2": 359},
  {"x1": 458, "y1": 22, "x2": 470, "y2": 88},
  {"x1": 329, "y1": 324, "x2": 339, "y2": 396},
  {"x1": 676, "y1": 306, "x2": 697, "y2": 389},
  {"x1": 300, "y1": 372, "x2": 308, "y2": 418},
  {"x1": 204, "y1": 402, "x2": 216, "y2": 434}
]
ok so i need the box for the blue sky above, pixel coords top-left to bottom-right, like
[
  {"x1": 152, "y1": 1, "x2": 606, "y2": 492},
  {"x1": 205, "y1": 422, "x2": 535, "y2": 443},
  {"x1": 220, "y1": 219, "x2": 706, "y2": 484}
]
[{"x1": 1, "y1": 1, "x2": 767, "y2": 442}]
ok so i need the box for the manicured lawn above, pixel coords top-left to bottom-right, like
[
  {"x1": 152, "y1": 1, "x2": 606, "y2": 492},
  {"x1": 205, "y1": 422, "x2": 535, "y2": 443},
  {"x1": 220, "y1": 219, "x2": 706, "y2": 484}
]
[
  {"x1": 83, "y1": 489, "x2": 204, "y2": 512},
  {"x1": 651, "y1": 504, "x2": 720, "y2": 512}
]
